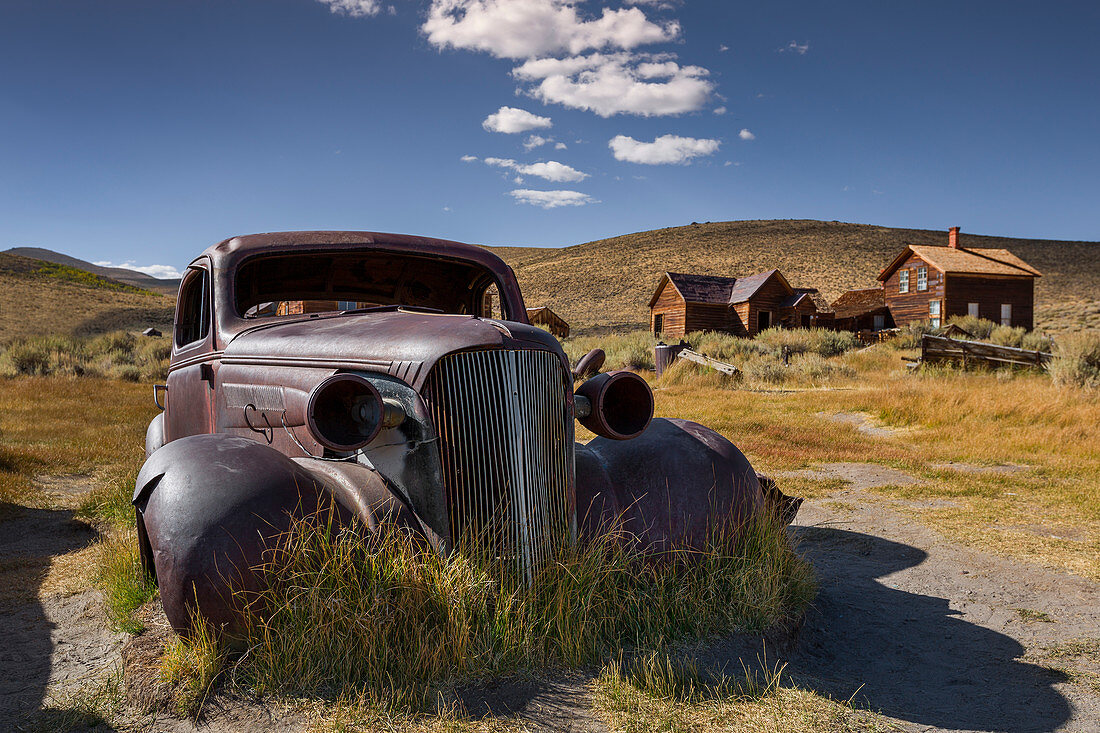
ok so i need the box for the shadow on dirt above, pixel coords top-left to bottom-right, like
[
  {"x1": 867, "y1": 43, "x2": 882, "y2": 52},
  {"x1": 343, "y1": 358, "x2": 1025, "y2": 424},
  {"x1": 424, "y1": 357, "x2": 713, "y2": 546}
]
[
  {"x1": 0, "y1": 502, "x2": 103, "y2": 724},
  {"x1": 787, "y1": 526, "x2": 1071, "y2": 733}
]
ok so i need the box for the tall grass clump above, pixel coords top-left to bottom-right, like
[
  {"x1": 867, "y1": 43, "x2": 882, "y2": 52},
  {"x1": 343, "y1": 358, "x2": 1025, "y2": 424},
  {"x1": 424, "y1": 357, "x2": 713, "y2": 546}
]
[
  {"x1": 1048, "y1": 331, "x2": 1100, "y2": 389},
  {"x1": 563, "y1": 330, "x2": 656, "y2": 371},
  {"x1": 0, "y1": 331, "x2": 170, "y2": 380},
  {"x1": 229, "y1": 512, "x2": 813, "y2": 705},
  {"x1": 754, "y1": 328, "x2": 857, "y2": 358}
]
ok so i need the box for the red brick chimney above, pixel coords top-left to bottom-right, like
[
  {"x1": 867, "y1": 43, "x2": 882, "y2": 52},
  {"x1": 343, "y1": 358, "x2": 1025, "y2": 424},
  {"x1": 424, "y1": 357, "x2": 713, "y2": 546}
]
[{"x1": 948, "y1": 226, "x2": 960, "y2": 249}]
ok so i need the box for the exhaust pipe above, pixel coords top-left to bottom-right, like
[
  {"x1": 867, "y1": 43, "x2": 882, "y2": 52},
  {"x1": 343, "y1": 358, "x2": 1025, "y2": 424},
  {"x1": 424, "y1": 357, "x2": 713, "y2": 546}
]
[{"x1": 574, "y1": 370, "x2": 653, "y2": 440}]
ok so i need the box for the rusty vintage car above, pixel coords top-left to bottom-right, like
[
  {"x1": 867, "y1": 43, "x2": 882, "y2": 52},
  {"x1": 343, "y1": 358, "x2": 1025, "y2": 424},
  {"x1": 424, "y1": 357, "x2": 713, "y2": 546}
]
[{"x1": 134, "y1": 231, "x2": 788, "y2": 635}]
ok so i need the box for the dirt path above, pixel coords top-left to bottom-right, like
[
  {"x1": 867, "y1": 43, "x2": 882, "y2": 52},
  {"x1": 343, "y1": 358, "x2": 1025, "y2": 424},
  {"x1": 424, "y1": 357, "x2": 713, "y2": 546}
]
[
  {"x1": 5, "y1": 468, "x2": 1099, "y2": 731},
  {"x1": 0, "y1": 476, "x2": 128, "y2": 729},
  {"x1": 787, "y1": 468, "x2": 1100, "y2": 733}
]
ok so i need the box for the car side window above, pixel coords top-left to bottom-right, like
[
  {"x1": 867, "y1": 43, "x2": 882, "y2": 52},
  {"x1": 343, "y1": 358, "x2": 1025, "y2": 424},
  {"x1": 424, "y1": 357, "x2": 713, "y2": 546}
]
[{"x1": 175, "y1": 267, "x2": 210, "y2": 347}]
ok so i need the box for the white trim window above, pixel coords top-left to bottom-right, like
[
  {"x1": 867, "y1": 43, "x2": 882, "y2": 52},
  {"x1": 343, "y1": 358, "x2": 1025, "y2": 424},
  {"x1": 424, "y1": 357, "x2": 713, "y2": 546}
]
[
  {"x1": 929, "y1": 299, "x2": 941, "y2": 328},
  {"x1": 916, "y1": 266, "x2": 928, "y2": 291},
  {"x1": 899, "y1": 270, "x2": 909, "y2": 293},
  {"x1": 968, "y1": 302, "x2": 979, "y2": 318},
  {"x1": 1001, "y1": 303, "x2": 1012, "y2": 326}
]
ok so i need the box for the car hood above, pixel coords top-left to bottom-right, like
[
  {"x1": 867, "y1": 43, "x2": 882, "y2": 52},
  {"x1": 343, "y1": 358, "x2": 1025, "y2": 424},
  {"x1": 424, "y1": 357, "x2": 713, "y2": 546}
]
[{"x1": 220, "y1": 309, "x2": 565, "y2": 389}]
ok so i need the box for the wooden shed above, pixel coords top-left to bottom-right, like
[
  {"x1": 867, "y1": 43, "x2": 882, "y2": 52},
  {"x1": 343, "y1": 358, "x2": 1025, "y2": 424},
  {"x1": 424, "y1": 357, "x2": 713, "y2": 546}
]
[
  {"x1": 526, "y1": 306, "x2": 570, "y2": 338},
  {"x1": 831, "y1": 288, "x2": 895, "y2": 332},
  {"x1": 878, "y1": 227, "x2": 1041, "y2": 330},
  {"x1": 648, "y1": 269, "x2": 831, "y2": 338}
]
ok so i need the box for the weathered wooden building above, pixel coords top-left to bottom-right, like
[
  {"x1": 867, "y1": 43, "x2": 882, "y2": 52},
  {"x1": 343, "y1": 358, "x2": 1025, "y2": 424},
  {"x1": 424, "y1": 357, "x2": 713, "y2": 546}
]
[
  {"x1": 648, "y1": 269, "x2": 832, "y2": 338},
  {"x1": 830, "y1": 288, "x2": 895, "y2": 332},
  {"x1": 878, "y1": 227, "x2": 1041, "y2": 330},
  {"x1": 526, "y1": 306, "x2": 570, "y2": 338}
]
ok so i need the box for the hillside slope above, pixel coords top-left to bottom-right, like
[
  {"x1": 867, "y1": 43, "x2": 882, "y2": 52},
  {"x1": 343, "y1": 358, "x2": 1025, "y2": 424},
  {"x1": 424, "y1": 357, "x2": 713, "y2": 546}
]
[
  {"x1": 0, "y1": 253, "x2": 174, "y2": 342},
  {"x1": 4, "y1": 247, "x2": 181, "y2": 295},
  {"x1": 488, "y1": 220, "x2": 1100, "y2": 336}
]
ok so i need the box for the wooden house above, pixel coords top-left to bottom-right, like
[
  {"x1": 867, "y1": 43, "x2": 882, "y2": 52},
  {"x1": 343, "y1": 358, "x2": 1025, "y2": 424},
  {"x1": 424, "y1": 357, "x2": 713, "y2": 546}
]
[
  {"x1": 831, "y1": 288, "x2": 895, "y2": 332},
  {"x1": 648, "y1": 269, "x2": 832, "y2": 338},
  {"x1": 878, "y1": 228, "x2": 1041, "y2": 330},
  {"x1": 526, "y1": 306, "x2": 570, "y2": 338}
]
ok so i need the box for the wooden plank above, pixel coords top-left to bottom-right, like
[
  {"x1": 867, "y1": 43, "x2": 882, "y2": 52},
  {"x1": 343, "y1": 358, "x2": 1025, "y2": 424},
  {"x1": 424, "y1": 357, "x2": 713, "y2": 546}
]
[
  {"x1": 676, "y1": 348, "x2": 741, "y2": 376},
  {"x1": 920, "y1": 334, "x2": 1051, "y2": 368}
]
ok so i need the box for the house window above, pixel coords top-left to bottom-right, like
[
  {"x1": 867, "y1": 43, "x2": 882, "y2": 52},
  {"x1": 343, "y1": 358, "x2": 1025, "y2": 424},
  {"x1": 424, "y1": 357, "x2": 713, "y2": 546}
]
[
  {"x1": 757, "y1": 311, "x2": 771, "y2": 331},
  {"x1": 899, "y1": 270, "x2": 909, "y2": 293},
  {"x1": 916, "y1": 266, "x2": 928, "y2": 291},
  {"x1": 929, "y1": 299, "x2": 941, "y2": 328},
  {"x1": 653, "y1": 313, "x2": 664, "y2": 336},
  {"x1": 337, "y1": 300, "x2": 357, "y2": 311},
  {"x1": 1001, "y1": 304, "x2": 1012, "y2": 326},
  {"x1": 968, "y1": 302, "x2": 979, "y2": 318}
]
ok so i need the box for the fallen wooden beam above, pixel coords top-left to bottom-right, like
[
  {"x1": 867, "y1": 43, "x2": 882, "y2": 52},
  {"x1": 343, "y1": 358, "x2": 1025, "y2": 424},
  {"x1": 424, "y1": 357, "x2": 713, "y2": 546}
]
[{"x1": 676, "y1": 348, "x2": 741, "y2": 376}]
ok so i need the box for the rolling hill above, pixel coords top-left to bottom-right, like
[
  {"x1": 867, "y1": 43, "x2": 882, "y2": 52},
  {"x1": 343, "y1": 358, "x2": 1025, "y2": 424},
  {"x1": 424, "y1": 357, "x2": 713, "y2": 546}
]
[
  {"x1": 4, "y1": 220, "x2": 1096, "y2": 343},
  {"x1": 0, "y1": 253, "x2": 174, "y2": 342},
  {"x1": 486, "y1": 220, "x2": 1100, "y2": 336},
  {"x1": 3, "y1": 247, "x2": 181, "y2": 295}
]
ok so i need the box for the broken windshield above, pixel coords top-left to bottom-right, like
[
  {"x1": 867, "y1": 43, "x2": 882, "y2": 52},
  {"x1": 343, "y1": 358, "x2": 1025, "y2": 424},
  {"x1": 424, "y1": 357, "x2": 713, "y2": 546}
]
[{"x1": 234, "y1": 250, "x2": 504, "y2": 320}]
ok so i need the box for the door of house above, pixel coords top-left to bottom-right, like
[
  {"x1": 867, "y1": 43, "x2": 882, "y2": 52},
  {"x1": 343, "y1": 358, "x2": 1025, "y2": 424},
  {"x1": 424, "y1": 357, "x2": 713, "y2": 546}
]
[
  {"x1": 968, "y1": 302, "x2": 979, "y2": 318},
  {"x1": 757, "y1": 311, "x2": 771, "y2": 331},
  {"x1": 653, "y1": 313, "x2": 664, "y2": 336},
  {"x1": 1001, "y1": 304, "x2": 1012, "y2": 326},
  {"x1": 873, "y1": 314, "x2": 885, "y2": 331}
]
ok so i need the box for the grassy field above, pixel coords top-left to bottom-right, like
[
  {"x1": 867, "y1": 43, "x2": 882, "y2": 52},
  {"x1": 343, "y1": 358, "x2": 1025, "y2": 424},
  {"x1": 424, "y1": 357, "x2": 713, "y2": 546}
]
[
  {"x1": 485, "y1": 219, "x2": 1100, "y2": 336},
  {"x1": 3, "y1": 322, "x2": 1099, "y2": 730}
]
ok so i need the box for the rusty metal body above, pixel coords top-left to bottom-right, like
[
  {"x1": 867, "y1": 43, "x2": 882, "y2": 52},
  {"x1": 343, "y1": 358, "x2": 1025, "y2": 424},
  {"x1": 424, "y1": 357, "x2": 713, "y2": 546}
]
[{"x1": 136, "y1": 231, "x2": 793, "y2": 635}]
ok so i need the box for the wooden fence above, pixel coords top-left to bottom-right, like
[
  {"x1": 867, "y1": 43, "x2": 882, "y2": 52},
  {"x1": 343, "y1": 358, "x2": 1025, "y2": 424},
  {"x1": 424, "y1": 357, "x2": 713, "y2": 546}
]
[{"x1": 920, "y1": 334, "x2": 1052, "y2": 369}]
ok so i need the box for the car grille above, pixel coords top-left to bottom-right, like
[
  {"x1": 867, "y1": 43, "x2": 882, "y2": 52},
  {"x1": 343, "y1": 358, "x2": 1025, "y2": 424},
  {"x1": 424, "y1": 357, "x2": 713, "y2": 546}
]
[{"x1": 424, "y1": 349, "x2": 573, "y2": 582}]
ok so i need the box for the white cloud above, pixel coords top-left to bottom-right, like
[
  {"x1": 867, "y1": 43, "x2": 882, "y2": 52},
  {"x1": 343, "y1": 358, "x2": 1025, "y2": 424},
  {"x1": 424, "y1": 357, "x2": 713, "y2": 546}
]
[
  {"x1": 461, "y1": 154, "x2": 478, "y2": 162},
  {"x1": 554, "y1": 141, "x2": 567, "y2": 149},
  {"x1": 738, "y1": 128, "x2": 755, "y2": 140},
  {"x1": 316, "y1": 0, "x2": 384, "y2": 17},
  {"x1": 423, "y1": 0, "x2": 678, "y2": 60},
  {"x1": 779, "y1": 40, "x2": 809, "y2": 55},
  {"x1": 513, "y1": 52, "x2": 712, "y2": 117},
  {"x1": 718, "y1": 44, "x2": 729, "y2": 52},
  {"x1": 483, "y1": 156, "x2": 588, "y2": 182},
  {"x1": 509, "y1": 188, "x2": 596, "y2": 208},
  {"x1": 713, "y1": 106, "x2": 727, "y2": 115},
  {"x1": 93, "y1": 260, "x2": 183, "y2": 279},
  {"x1": 523, "y1": 134, "x2": 550, "y2": 150},
  {"x1": 608, "y1": 133, "x2": 719, "y2": 164},
  {"x1": 482, "y1": 105, "x2": 552, "y2": 133},
  {"x1": 443, "y1": 205, "x2": 452, "y2": 211}
]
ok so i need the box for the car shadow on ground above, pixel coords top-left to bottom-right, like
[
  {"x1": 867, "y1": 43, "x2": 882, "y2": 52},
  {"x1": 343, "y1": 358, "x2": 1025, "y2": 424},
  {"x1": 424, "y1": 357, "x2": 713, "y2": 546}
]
[
  {"x1": 0, "y1": 502, "x2": 116, "y2": 729},
  {"x1": 785, "y1": 525, "x2": 1071, "y2": 733}
]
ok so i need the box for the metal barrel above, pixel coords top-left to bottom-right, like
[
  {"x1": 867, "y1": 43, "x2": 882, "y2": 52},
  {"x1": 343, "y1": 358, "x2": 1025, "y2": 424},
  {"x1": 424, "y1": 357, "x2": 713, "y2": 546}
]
[{"x1": 653, "y1": 342, "x2": 686, "y2": 377}]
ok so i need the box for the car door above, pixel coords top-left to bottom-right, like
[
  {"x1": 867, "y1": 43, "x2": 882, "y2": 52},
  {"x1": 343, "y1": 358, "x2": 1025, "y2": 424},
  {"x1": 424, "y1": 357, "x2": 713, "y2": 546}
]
[{"x1": 164, "y1": 261, "x2": 216, "y2": 441}]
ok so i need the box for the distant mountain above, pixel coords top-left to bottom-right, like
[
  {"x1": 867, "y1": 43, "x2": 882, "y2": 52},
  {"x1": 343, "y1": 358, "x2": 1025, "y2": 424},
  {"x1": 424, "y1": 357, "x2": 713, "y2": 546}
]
[{"x1": 3, "y1": 247, "x2": 181, "y2": 295}]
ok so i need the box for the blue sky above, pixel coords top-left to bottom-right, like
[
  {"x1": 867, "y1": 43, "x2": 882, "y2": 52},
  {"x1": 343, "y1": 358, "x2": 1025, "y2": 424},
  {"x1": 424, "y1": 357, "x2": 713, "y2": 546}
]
[{"x1": 1, "y1": 0, "x2": 1097, "y2": 277}]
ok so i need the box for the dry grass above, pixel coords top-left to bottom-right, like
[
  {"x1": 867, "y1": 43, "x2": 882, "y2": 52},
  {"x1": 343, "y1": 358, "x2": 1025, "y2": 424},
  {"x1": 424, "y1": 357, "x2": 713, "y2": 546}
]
[
  {"x1": 652, "y1": 344, "x2": 1100, "y2": 580},
  {"x1": 229, "y1": 513, "x2": 813, "y2": 704},
  {"x1": 0, "y1": 331, "x2": 171, "y2": 380},
  {"x1": 486, "y1": 219, "x2": 1100, "y2": 336},
  {"x1": 595, "y1": 650, "x2": 891, "y2": 733}
]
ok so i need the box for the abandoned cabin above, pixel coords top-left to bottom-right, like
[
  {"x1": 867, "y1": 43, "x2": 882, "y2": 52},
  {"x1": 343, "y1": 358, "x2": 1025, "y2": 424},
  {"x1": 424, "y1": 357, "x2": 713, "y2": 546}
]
[
  {"x1": 526, "y1": 306, "x2": 570, "y2": 338},
  {"x1": 877, "y1": 227, "x2": 1041, "y2": 330},
  {"x1": 830, "y1": 288, "x2": 895, "y2": 332},
  {"x1": 648, "y1": 269, "x2": 832, "y2": 338}
]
